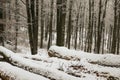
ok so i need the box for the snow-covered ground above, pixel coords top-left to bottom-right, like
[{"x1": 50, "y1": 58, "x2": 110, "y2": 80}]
[{"x1": 0, "y1": 46, "x2": 120, "y2": 80}]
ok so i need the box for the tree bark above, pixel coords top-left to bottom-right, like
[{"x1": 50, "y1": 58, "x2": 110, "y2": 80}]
[
  {"x1": 26, "y1": 0, "x2": 39, "y2": 55},
  {"x1": 14, "y1": 0, "x2": 19, "y2": 52},
  {"x1": 66, "y1": 0, "x2": 73, "y2": 49},
  {"x1": 95, "y1": 0, "x2": 102, "y2": 54},
  {"x1": 48, "y1": 0, "x2": 54, "y2": 49},
  {"x1": 56, "y1": 0, "x2": 67, "y2": 46},
  {"x1": 26, "y1": 0, "x2": 34, "y2": 54},
  {"x1": 40, "y1": 0, "x2": 44, "y2": 48},
  {"x1": 111, "y1": 0, "x2": 117, "y2": 54}
]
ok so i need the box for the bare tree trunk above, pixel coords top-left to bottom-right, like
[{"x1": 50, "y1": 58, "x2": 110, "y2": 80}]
[
  {"x1": 116, "y1": 3, "x2": 120, "y2": 54},
  {"x1": 111, "y1": 0, "x2": 117, "y2": 54},
  {"x1": 0, "y1": 24, "x2": 4, "y2": 46},
  {"x1": 74, "y1": 2, "x2": 81, "y2": 50},
  {"x1": 107, "y1": 25, "x2": 112, "y2": 53},
  {"x1": 67, "y1": 0, "x2": 72, "y2": 49},
  {"x1": 26, "y1": 0, "x2": 34, "y2": 54},
  {"x1": 85, "y1": 0, "x2": 93, "y2": 53},
  {"x1": 34, "y1": 0, "x2": 39, "y2": 52},
  {"x1": 48, "y1": 0, "x2": 54, "y2": 49},
  {"x1": 14, "y1": 0, "x2": 19, "y2": 52},
  {"x1": 56, "y1": 0, "x2": 67, "y2": 46},
  {"x1": 30, "y1": 0, "x2": 37, "y2": 54},
  {"x1": 40, "y1": 0, "x2": 44, "y2": 48},
  {"x1": 101, "y1": 0, "x2": 108, "y2": 54},
  {"x1": 0, "y1": 6, "x2": 4, "y2": 46},
  {"x1": 26, "y1": 0, "x2": 39, "y2": 55},
  {"x1": 95, "y1": 0, "x2": 102, "y2": 54}
]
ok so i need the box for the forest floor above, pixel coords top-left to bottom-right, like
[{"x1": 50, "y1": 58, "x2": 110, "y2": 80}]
[{"x1": 0, "y1": 46, "x2": 120, "y2": 80}]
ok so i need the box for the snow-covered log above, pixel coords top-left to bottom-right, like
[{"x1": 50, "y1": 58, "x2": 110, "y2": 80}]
[
  {"x1": 0, "y1": 46, "x2": 81, "y2": 80},
  {"x1": 0, "y1": 62, "x2": 49, "y2": 80},
  {"x1": 48, "y1": 46, "x2": 120, "y2": 67},
  {"x1": 19, "y1": 52, "x2": 120, "y2": 80},
  {"x1": 0, "y1": 46, "x2": 120, "y2": 80}
]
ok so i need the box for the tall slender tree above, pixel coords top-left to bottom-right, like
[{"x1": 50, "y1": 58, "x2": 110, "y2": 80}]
[
  {"x1": 48, "y1": 0, "x2": 54, "y2": 49},
  {"x1": 74, "y1": 2, "x2": 81, "y2": 50},
  {"x1": 40, "y1": 0, "x2": 44, "y2": 48},
  {"x1": 15, "y1": 0, "x2": 19, "y2": 51},
  {"x1": 56, "y1": 0, "x2": 67, "y2": 46},
  {"x1": 111, "y1": 0, "x2": 117, "y2": 54},
  {"x1": 66, "y1": 0, "x2": 73, "y2": 49},
  {"x1": 101, "y1": 0, "x2": 108, "y2": 54},
  {"x1": 85, "y1": 0, "x2": 93, "y2": 53},
  {"x1": 95, "y1": 0, "x2": 102, "y2": 54},
  {"x1": 26, "y1": 0, "x2": 39, "y2": 55}
]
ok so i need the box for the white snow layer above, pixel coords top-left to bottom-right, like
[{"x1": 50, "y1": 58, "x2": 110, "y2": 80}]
[
  {"x1": 49, "y1": 46, "x2": 120, "y2": 66},
  {"x1": 49, "y1": 46, "x2": 120, "y2": 79}
]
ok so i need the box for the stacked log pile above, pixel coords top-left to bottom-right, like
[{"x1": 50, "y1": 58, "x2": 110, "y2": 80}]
[{"x1": 0, "y1": 46, "x2": 120, "y2": 80}]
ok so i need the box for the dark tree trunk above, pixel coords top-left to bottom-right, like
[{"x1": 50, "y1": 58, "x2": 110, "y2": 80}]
[
  {"x1": 14, "y1": 0, "x2": 19, "y2": 52},
  {"x1": 34, "y1": 0, "x2": 39, "y2": 53},
  {"x1": 116, "y1": 3, "x2": 120, "y2": 54},
  {"x1": 26, "y1": 0, "x2": 39, "y2": 55},
  {"x1": 101, "y1": 0, "x2": 108, "y2": 54},
  {"x1": 40, "y1": 0, "x2": 44, "y2": 48},
  {"x1": 95, "y1": 0, "x2": 102, "y2": 54},
  {"x1": 30, "y1": 0, "x2": 37, "y2": 54},
  {"x1": 56, "y1": 0, "x2": 66, "y2": 46},
  {"x1": 67, "y1": 0, "x2": 73, "y2": 49},
  {"x1": 111, "y1": 0, "x2": 117, "y2": 54},
  {"x1": 0, "y1": 24, "x2": 4, "y2": 46},
  {"x1": 85, "y1": 0, "x2": 93, "y2": 53},
  {"x1": 26, "y1": 0, "x2": 34, "y2": 54},
  {"x1": 48, "y1": 0, "x2": 54, "y2": 49},
  {"x1": 107, "y1": 25, "x2": 112, "y2": 53}
]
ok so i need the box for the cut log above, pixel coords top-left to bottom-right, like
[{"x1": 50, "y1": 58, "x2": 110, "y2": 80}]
[
  {"x1": 0, "y1": 46, "x2": 81, "y2": 80},
  {"x1": 19, "y1": 52, "x2": 120, "y2": 80},
  {"x1": 0, "y1": 62, "x2": 49, "y2": 80},
  {"x1": 48, "y1": 46, "x2": 120, "y2": 67},
  {"x1": 0, "y1": 46, "x2": 120, "y2": 80}
]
